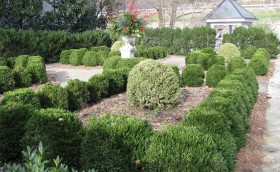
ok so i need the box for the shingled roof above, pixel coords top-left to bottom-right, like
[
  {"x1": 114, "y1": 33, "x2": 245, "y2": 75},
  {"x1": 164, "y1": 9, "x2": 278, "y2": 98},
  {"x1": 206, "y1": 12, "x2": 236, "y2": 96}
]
[{"x1": 205, "y1": 0, "x2": 257, "y2": 20}]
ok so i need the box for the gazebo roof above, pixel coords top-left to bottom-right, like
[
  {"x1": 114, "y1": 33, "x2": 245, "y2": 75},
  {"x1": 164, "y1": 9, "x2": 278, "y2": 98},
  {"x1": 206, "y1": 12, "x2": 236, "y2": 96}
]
[{"x1": 205, "y1": 0, "x2": 257, "y2": 21}]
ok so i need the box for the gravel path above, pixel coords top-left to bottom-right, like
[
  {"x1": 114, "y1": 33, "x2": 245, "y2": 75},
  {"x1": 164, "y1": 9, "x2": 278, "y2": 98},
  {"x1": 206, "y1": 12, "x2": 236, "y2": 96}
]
[{"x1": 46, "y1": 56, "x2": 186, "y2": 87}]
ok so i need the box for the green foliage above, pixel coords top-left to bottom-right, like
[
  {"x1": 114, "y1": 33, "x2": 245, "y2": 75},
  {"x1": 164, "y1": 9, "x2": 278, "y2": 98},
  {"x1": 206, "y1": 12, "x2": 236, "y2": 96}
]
[
  {"x1": 127, "y1": 59, "x2": 181, "y2": 109},
  {"x1": 169, "y1": 64, "x2": 182, "y2": 86},
  {"x1": 0, "y1": 104, "x2": 34, "y2": 163},
  {"x1": 110, "y1": 41, "x2": 124, "y2": 51},
  {"x1": 103, "y1": 56, "x2": 121, "y2": 70},
  {"x1": 81, "y1": 114, "x2": 153, "y2": 171},
  {"x1": 38, "y1": 83, "x2": 69, "y2": 109},
  {"x1": 82, "y1": 51, "x2": 98, "y2": 67},
  {"x1": 223, "y1": 26, "x2": 280, "y2": 57},
  {"x1": 0, "y1": 29, "x2": 112, "y2": 62},
  {"x1": 6, "y1": 57, "x2": 16, "y2": 68},
  {"x1": 87, "y1": 74, "x2": 110, "y2": 101},
  {"x1": 218, "y1": 43, "x2": 241, "y2": 62},
  {"x1": 0, "y1": 66, "x2": 14, "y2": 93},
  {"x1": 227, "y1": 57, "x2": 247, "y2": 73},
  {"x1": 59, "y1": 49, "x2": 74, "y2": 64},
  {"x1": 14, "y1": 55, "x2": 29, "y2": 69},
  {"x1": 182, "y1": 64, "x2": 205, "y2": 87},
  {"x1": 248, "y1": 48, "x2": 270, "y2": 76},
  {"x1": 26, "y1": 56, "x2": 47, "y2": 83},
  {"x1": 13, "y1": 68, "x2": 32, "y2": 87},
  {"x1": 185, "y1": 50, "x2": 212, "y2": 70},
  {"x1": 143, "y1": 126, "x2": 227, "y2": 172},
  {"x1": 96, "y1": 50, "x2": 109, "y2": 65},
  {"x1": 65, "y1": 79, "x2": 90, "y2": 111},
  {"x1": 116, "y1": 57, "x2": 145, "y2": 69},
  {"x1": 1, "y1": 88, "x2": 40, "y2": 108},
  {"x1": 108, "y1": 51, "x2": 121, "y2": 57},
  {"x1": 140, "y1": 27, "x2": 216, "y2": 55},
  {"x1": 207, "y1": 55, "x2": 225, "y2": 69},
  {"x1": 69, "y1": 48, "x2": 88, "y2": 66},
  {"x1": 0, "y1": 57, "x2": 7, "y2": 66},
  {"x1": 135, "y1": 46, "x2": 167, "y2": 59},
  {"x1": 103, "y1": 69, "x2": 126, "y2": 95},
  {"x1": 21, "y1": 108, "x2": 84, "y2": 169},
  {"x1": 206, "y1": 65, "x2": 227, "y2": 87},
  {"x1": 243, "y1": 45, "x2": 257, "y2": 59}
]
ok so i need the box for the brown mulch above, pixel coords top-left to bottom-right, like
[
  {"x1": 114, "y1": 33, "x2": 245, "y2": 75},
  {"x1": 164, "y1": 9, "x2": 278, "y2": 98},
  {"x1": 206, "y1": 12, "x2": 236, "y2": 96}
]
[
  {"x1": 77, "y1": 86, "x2": 212, "y2": 130},
  {"x1": 235, "y1": 60, "x2": 275, "y2": 172}
]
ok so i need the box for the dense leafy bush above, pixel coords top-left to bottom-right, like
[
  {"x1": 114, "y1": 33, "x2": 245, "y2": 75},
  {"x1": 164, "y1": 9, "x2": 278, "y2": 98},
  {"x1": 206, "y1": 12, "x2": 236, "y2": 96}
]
[
  {"x1": 182, "y1": 64, "x2": 205, "y2": 87},
  {"x1": 227, "y1": 57, "x2": 247, "y2": 73},
  {"x1": 65, "y1": 79, "x2": 90, "y2": 111},
  {"x1": 140, "y1": 27, "x2": 216, "y2": 55},
  {"x1": 127, "y1": 59, "x2": 181, "y2": 109},
  {"x1": 0, "y1": 104, "x2": 34, "y2": 163},
  {"x1": 0, "y1": 29, "x2": 112, "y2": 62},
  {"x1": 6, "y1": 57, "x2": 16, "y2": 68},
  {"x1": 0, "y1": 88, "x2": 40, "y2": 108},
  {"x1": 0, "y1": 57, "x2": 7, "y2": 66},
  {"x1": 91, "y1": 46, "x2": 110, "y2": 53},
  {"x1": 248, "y1": 48, "x2": 270, "y2": 75},
  {"x1": 103, "y1": 56, "x2": 121, "y2": 70},
  {"x1": 218, "y1": 43, "x2": 241, "y2": 62},
  {"x1": 134, "y1": 46, "x2": 166, "y2": 59},
  {"x1": 185, "y1": 50, "x2": 211, "y2": 70},
  {"x1": 169, "y1": 64, "x2": 182, "y2": 86},
  {"x1": 38, "y1": 83, "x2": 69, "y2": 109},
  {"x1": 111, "y1": 41, "x2": 124, "y2": 51},
  {"x1": 108, "y1": 51, "x2": 121, "y2": 57},
  {"x1": 223, "y1": 26, "x2": 280, "y2": 57},
  {"x1": 26, "y1": 56, "x2": 47, "y2": 83},
  {"x1": 243, "y1": 45, "x2": 257, "y2": 59},
  {"x1": 82, "y1": 51, "x2": 98, "y2": 67},
  {"x1": 96, "y1": 50, "x2": 109, "y2": 65},
  {"x1": 206, "y1": 65, "x2": 227, "y2": 87},
  {"x1": 14, "y1": 55, "x2": 29, "y2": 69},
  {"x1": 143, "y1": 125, "x2": 227, "y2": 171},
  {"x1": 59, "y1": 49, "x2": 74, "y2": 64},
  {"x1": 103, "y1": 69, "x2": 126, "y2": 95},
  {"x1": 207, "y1": 55, "x2": 225, "y2": 69},
  {"x1": 13, "y1": 68, "x2": 32, "y2": 87},
  {"x1": 69, "y1": 48, "x2": 88, "y2": 66},
  {"x1": 21, "y1": 108, "x2": 84, "y2": 169},
  {"x1": 0, "y1": 66, "x2": 14, "y2": 93},
  {"x1": 87, "y1": 74, "x2": 110, "y2": 101},
  {"x1": 81, "y1": 114, "x2": 153, "y2": 171}
]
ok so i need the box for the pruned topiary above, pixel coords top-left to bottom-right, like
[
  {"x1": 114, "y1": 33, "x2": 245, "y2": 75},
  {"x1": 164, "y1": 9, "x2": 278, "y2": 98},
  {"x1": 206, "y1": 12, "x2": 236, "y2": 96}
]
[
  {"x1": 0, "y1": 66, "x2": 14, "y2": 93},
  {"x1": 218, "y1": 43, "x2": 241, "y2": 62},
  {"x1": 206, "y1": 65, "x2": 227, "y2": 87},
  {"x1": 227, "y1": 57, "x2": 247, "y2": 73},
  {"x1": 182, "y1": 64, "x2": 204, "y2": 87}
]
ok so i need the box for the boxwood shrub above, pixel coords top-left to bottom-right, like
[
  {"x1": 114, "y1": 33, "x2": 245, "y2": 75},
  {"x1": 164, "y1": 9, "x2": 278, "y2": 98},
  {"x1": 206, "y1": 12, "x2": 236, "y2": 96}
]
[
  {"x1": 0, "y1": 57, "x2": 7, "y2": 66},
  {"x1": 218, "y1": 43, "x2": 241, "y2": 62},
  {"x1": 6, "y1": 57, "x2": 16, "y2": 68},
  {"x1": 81, "y1": 114, "x2": 153, "y2": 171},
  {"x1": 96, "y1": 50, "x2": 109, "y2": 65},
  {"x1": 59, "y1": 49, "x2": 74, "y2": 64},
  {"x1": 243, "y1": 45, "x2": 257, "y2": 59},
  {"x1": 38, "y1": 83, "x2": 69, "y2": 109},
  {"x1": 0, "y1": 88, "x2": 40, "y2": 108},
  {"x1": 248, "y1": 48, "x2": 270, "y2": 76},
  {"x1": 69, "y1": 48, "x2": 88, "y2": 66},
  {"x1": 206, "y1": 65, "x2": 227, "y2": 87},
  {"x1": 116, "y1": 57, "x2": 145, "y2": 69},
  {"x1": 14, "y1": 55, "x2": 29, "y2": 69},
  {"x1": 143, "y1": 125, "x2": 227, "y2": 172},
  {"x1": 182, "y1": 64, "x2": 204, "y2": 87},
  {"x1": 0, "y1": 104, "x2": 35, "y2": 163},
  {"x1": 26, "y1": 56, "x2": 47, "y2": 83},
  {"x1": 207, "y1": 55, "x2": 225, "y2": 69},
  {"x1": 65, "y1": 79, "x2": 90, "y2": 111},
  {"x1": 227, "y1": 57, "x2": 247, "y2": 73},
  {"x1": 110, "y1": 41, "x2": 124, "y2": 52},
  {"x1": 127, "y1": 59, "x2": 181, "y2": 109},
  {"x1": 13, "y1": 68, "x2": 32, "y2": 87},
  {"x1": 103, "y1": 69, "x2": 126, "y2": 95},
  {"x1": 0, "y1": 66, "x2": 14, "y2": 94},
  {"x1": 169, "y1": 64, "x2": 182, "y2": 86},
  {"x1": 21, "y1": 108, "x2": 84, "y2": 169},
  {"x1": 185, "y1": 50, "x2": 211, "y2": 70},
  {"x1": 87, "y1": 74, "x2": 110, "y2": 101},
  {"x1": 108, "y1": 51, "x2": 121, "y2": 57},
  {"x1": 103, "y1": 56, "x2": 121, "y2": 70},
  {"x1": 82, "y1": 51, "x2": 98, "y2": 67}
]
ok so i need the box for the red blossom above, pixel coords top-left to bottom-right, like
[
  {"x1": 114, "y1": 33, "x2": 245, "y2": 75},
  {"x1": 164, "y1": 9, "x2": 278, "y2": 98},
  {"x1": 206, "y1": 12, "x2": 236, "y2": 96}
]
[
  {"x1": 123, "y1": 27, "x2": 129, "y2": 31},
  {"x1": 139, "y1": 27, "x2": 145, "y2": 31}
]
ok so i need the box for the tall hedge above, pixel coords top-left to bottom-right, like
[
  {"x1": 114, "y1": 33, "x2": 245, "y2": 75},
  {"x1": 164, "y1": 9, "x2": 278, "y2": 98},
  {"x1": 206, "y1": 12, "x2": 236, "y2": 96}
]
[
  {"x1": 81, "y1": 114, "x2": 153, "y2": 171},
  {"x1": 21, "y1": 108, "x2": 84, "y2": 169},
  {"x1": 0, "y1": 29, "x2": 112, "y2": 63},
  {"x1": 0, "y1": 104, "x2": 35, "y2": 163},
  {"x1": 143, "y1": 126, "x2": 227, "y2": 172}
]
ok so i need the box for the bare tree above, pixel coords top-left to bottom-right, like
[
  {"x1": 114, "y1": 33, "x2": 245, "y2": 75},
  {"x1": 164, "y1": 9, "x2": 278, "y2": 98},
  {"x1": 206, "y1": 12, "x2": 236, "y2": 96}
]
[{"x1": 144, "y1": 0, "x2": 167, "y2": 27}]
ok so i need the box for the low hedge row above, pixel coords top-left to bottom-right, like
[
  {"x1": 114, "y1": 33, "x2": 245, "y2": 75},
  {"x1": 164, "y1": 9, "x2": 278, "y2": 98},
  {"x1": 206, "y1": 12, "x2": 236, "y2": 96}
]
[
  {"x1": 0, "y1": 66, "x2": 14, "y2": 94},
  {"x1": 206, "y1": 65, "x2": 227, "y2": 87},
  {"x1": 60, "y1": 46, "x2": 110, "y2": 67},
  {"x1": 103, "y1": 56, "x2": 145, "y2": 70},
  {"x1": 181, "y1": 64, "x2": 205, "y2": 87},
  {"x1": 227, "y1": 57, "x2": 247, "y2": 73},
  {"x1": 248, "y1": 48, "x2": 270, "y2": 75},
  {"x1": 135, "y1": 45, "x2": 167, "y2": 59}
]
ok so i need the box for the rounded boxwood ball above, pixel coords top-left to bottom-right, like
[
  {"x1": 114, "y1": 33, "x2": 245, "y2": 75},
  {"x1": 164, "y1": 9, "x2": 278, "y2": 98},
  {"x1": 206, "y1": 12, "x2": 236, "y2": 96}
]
[
  {"x1": 218, "y1": 43, "x2": 241, "y2": 63},
  {"x1": 127, "y1": 59, "x2": 181, "y2": 109}
]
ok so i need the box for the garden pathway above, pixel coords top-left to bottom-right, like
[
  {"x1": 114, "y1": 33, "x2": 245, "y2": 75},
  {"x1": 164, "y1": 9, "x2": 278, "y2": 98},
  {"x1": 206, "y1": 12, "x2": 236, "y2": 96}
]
[{"x1": 261, "y1": 56, "x2": 280, "y2": 171}]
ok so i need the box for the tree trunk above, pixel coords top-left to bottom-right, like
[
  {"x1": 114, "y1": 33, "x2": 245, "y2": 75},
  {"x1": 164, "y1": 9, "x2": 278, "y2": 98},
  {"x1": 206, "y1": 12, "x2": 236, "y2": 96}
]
[
  {"x1": 169, "y1": 1, "x2": 177, "y2": 28},
  {"x1": 157, "y1": 8, "x2": 164, "y2": 28}
]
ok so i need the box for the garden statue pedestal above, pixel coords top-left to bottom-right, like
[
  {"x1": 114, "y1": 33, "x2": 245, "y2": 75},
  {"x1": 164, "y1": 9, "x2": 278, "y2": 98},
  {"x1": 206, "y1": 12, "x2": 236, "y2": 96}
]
[{"x1": 120, "y1": 36, "x2": 136, "y2": 58}]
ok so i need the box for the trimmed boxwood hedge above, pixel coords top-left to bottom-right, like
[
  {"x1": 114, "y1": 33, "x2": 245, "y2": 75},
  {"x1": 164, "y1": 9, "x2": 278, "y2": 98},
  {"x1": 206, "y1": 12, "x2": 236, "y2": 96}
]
[
  {"x1": 65, "y1": 79, "x2": 90, "y2": 111},
  {"x1": 38, "y1": 83, "x2": 69, "y2": 109},
  {"x1": 59, "y1": 49, "x2": 74, "y2": 64},
  {"x1": 81, "y1": 114, "x2": 153, "y2": 171},
  {"x1": 0, "y1": 104, "x2": 35, "y2": 163},
  {"x1": 218, "y1": 43, "x2": 241, "y2": 63},
  {"x1": 102, "y1": 56, "x2": 121, "y2": 70},
  {"x1": 206, "y1": 65, "x2": 227, "y2": 87},
  {"x1": 248, "y1": 48, "x2": 270, "y2": 76},
  {"x1": 87, "y1": 74, "x2": 110, "y2": 101},
  {"x1": 21, "y1": 108, "x2": 84, "y2": 169},
  {"x1": 82, "y1": 51, "x2": 98, "y2": 67},
  {"x1": 185, "y1": 50, "x2": 211, "y2": 70},
  {"x1": 0, "y1": 57, "x2": 7, "y2": 66},
  {"x1": 13, "y1": 68, "x2": 32, "y2": 88},
  {"x1": 0, "y1": 66, "x2": 14, "y2": 93},
  {"x1": 69, "y1": 48, "x2": 88, "y2": 66},
  {"x1": 207, "y1": 55, "x2": 225, "y2": 69},
  {"x1": 0, "y1": 88, "x2": 40, "y2": 108},
  {"x1": 14, "y1": 55, "x2": 29, "y2": 69},
  {"x1": 103, "y1": 69, "x2": 126, "y2": 95},
  {"x1": 26, "y1": 56, "x2": 47, "y2": 83},
  {"x1": 143, "y1": 125, "x2": 227, "y2": 172},
  {"x1": 227, "y1": 57, "x2": 247, "y2": 73},
  {"x1": 182, "y1": 64, "x2": 205, "y2": 87}
]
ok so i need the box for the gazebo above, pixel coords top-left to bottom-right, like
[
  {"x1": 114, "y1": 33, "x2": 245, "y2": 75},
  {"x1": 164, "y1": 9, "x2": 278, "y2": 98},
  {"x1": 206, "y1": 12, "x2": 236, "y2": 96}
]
[{"x1": 204, "y1": 0, "x2": 257, "y2": 36}]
